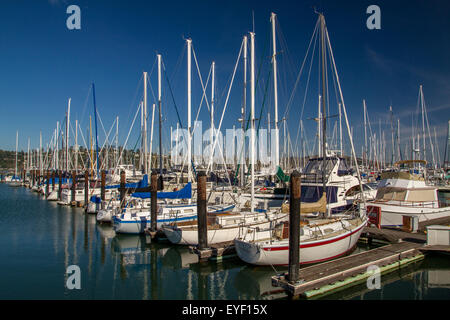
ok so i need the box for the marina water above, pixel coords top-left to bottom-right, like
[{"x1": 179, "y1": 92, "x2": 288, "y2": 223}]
[{"x1": 0, "y1": 183, "x2": 449, "y2": 300}]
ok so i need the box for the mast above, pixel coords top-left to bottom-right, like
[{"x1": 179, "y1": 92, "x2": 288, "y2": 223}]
[
  {"x1": 75, "y1": 119, "x2": 78, "y2": 173},
  {"x1": 56, "y1": 121, "x2": 59, "y2": 171},
  {"x1": 211, "y1": 61, "x2": 215, "y2": 172},
  {"x1": 15, "y1": 131, "x2": 18, "y2": 178},
  {"x1": 420, "y1": 85, "x2": 426, "y2": 162},
  {"x1": 27, "y1": 138, "x2": 30, "y2": 173},
  {"x1": 144, "y1": 71, "x2": 148, "y2": 175},
  {"x1": 363, "y1": 99, "x2": 367, "y2": 170},
  {"x1": 115, "y1": 116, "x2": 119, "y2": 167},
  {"x1": 390, "y1": 106, "x2": 394, "y2": 165},
  {"x1": 187, "y1": 39, "x2": 192, "y2": 182},
  {"x1": 270, "y1": 12, "x2": 280, "y2": 169},
  {"x1": 250, "y1": 31, "x2": 255, "y2": 213},
  {"x1": 319, "y1": 13, "x2": 328, "y2": 216},
  {"x1": 66, "y1": 98, "x2": 71, "y2": 173},
  {"x1": 317, "y1": 95, "x2": 322, "y2": 157},
  {"x1": 90, "y1": 116, "x2": 93, "y2": 176},
  {"x1": 338, "y1": 102, "x2": 342, "y2": 156},
  {"x1": 157, "y1": 54, "x2": 163, "y2": 185},
  {"x1": 39, "y1": 131, "x2": 43, "y2": 173},
  {"x1": 92, "y1": 83, "x2": 100, "y2": 177},
  {"x1": 241, "y1": 35, "x2": 248, "y2": 187},
  {"x1": 150, "y1": 103, "x2": 156, "y2": 173}
]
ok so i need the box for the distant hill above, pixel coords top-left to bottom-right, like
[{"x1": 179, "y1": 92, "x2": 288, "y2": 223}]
[{"x1": 0, "y1": 149, "x2": 24, "y2": 171}]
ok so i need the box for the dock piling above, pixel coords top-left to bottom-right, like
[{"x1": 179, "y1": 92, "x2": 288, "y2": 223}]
[
  {"x1": 197, "y1": 171, "x2": 208, "y2": 251},
  {"x1": 84, "y1": 170, "x2": 89, "y2": 211},
  {"x1": 101, "y1": 170, "x2": 106, "y2": 209},
  {"x1": 119, "y1": 171, "x2": 126, "y2": 210},
  {"x1": 58, "y1": 171, "x2": 62, "y2": 200},
  {"x1": 288, "y1": 170, "x2": 301, "y2": 284},
  {"x1": 150, "y1": 170, "x2": 158, "y2": 232}
]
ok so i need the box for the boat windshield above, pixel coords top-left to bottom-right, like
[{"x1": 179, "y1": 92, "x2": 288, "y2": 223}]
[
  {"x1": 303, "y1": 158, "x2": 337, "y2": 175},
  {"x1": 301, "y1": 185, "x2": 338, "y2": 203}
]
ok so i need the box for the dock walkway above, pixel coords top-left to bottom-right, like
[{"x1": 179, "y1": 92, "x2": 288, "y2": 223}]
[{"x1": 272, "y1": 241, "x2": 424, "y2": 298}]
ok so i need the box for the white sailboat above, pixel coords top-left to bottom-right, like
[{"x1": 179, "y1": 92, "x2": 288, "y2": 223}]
[
  {"x1": 9, "y1": 131, "x2": 22, "y2": 187},
  {"x1": 234, "y1": 12, "x2": 368, "y2": 266},
  {"x1": 162, "y1": 30, "x2": 289, "y2": 246}
]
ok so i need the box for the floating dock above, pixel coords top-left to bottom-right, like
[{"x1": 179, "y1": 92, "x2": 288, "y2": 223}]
[
  {"x1": 272, "y1": 216, "x2": 450, "y2": 299},
  {"x1": 189, "y1": 241, "x2": 236, "y2": 262}
]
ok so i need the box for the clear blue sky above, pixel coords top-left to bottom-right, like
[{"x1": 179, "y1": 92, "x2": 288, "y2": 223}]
[{"x1": 0, "y1": 0, "x2": 449, "y2": 164}]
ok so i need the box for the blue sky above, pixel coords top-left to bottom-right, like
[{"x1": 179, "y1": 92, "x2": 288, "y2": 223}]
[{"x1": 0, "y1": 0, "x2": 449, "y2": 164}]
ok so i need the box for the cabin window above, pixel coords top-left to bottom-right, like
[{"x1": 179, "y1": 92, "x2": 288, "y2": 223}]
[
  {"x1": 406, "y1": 189, "x2": 436, "y2": 202},
  {"x1": 301, "y1": 186, "x2": 338, "y2": 203},
  {"x1": 376, "y1": 187, "x2": 407, "y2": 201}
]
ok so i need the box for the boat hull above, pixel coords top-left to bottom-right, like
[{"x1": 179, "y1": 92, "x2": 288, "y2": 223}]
[{"x1": 234, "y1": 219, "x2": 366, "y2": 266}]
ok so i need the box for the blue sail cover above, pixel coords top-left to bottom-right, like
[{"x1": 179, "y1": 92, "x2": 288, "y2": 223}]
[
  {"x1": 46, "y1": 177, "x2": 71, "y2": 184},
  {"x1": 105, "y1": 174, "x2": 148, "y2": 189},
  {"x1": 90, "y1": 195, "x2": 102, "y2": 204},
  {"x1": 131, "y1": 182, "x2": 192, "y2": 199}
]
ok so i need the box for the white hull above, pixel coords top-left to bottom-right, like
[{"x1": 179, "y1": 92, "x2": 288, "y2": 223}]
[
  {"x1": 234, "y1": 218, "x2": 366, "y2": 266},
  {"x1": 113, "y1": 204, "x2": 236, "y2": 234},
  {"x1": 369, "y1": 201, "x2": 450, "y2": 227},
  {"x1": 162, "y1": 211, "x2": 288, "y2": 245}
]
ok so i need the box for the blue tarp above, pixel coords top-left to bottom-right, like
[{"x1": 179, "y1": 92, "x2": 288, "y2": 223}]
[
  {"x1": 46, "y1": 177, "x2": 71, "y2": 184},
  {"x1": 131, "y1": 182, "x2": 192, "y2": 199},
  {"x1": 105, "y1": 174, "x2": 148, "y2": 189},
  {"x1": 90, "y1": 195, "x2": 102, "y2": 204}
]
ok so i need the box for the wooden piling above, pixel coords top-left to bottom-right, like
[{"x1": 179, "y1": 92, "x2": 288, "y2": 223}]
[
  {"x1": 84, "y1": 170, "x2": 89, "y2": 211},
  {"x1": 45, "y1": 171, "x2": 49, "y2": 197},
  {"x1": 120, "y1": 171, "x2": 126, "y2": 210},
  {"x1": 150, "y1": 170, "x2": 158, "y2": 232},
  {"x1": 58, "y1": 171, "x2": 62, "y2": 200},
  {"x1": 197, "y1": 171, "x2": 208, "y2": 250},
  {"x1": 71, "y1": 170, "x2": 76, "y2": 204},
  {"x1": 101, "y1": 170, "x2": 106, "y2": 205},
  {"x1": 288, "y1": 170, "x2": 301, "y2": 284}
]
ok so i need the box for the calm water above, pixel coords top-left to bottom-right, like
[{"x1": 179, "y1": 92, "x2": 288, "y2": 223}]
[{"x1": 0, "y1": 183, "x2": 449, "y2": 300}]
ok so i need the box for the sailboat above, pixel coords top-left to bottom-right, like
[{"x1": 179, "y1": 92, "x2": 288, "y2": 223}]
[
  {"x1": 9, "y1": 131, "x2": 22, "y2": 187},
  {"x1": 162, "y1": 30, "x2": 289, "y2": 246},
  {"x1": 234, "y1": 12, "x2": 368, "y2": 266}
]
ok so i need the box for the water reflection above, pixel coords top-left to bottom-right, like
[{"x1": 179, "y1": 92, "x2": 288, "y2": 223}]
[{"x1": 0, "y1": 183, "x2": 449, "y2": 300}]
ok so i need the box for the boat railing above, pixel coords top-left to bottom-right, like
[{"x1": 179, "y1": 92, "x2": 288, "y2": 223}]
[
  {"x1": 375, "y1": 199, "x2": 443, "y2": 209},
  {"x1": 300, "y1": 173, "x2": 329, "y2": 184}
]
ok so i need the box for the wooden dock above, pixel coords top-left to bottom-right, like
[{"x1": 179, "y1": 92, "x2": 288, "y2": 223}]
[
  {"x1": 272, "y1": 216, "x2": 450, "y2": 299},
  {"x1": 362, "y1": 226, "x2": 426, "y2": 243},
  {"x1": 271, "y1": 241, "x2": 424, "y2": 299},
  {"x1": 189, "y1": 241, "x2": 236, "y2": 262}
]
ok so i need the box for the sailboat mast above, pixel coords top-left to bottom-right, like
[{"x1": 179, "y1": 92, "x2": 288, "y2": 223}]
[
  {"x1": 211, "y1": 61, "x2": 215, "y2": 172},
  {"x1": 144, "y1": 72, "x2": 148, "y2": 175},
  {"x1": 92, "y1": 83, "x2": 100, "y2": 177},
  {"x1": 271, "y1": 12, "x2": 279, "y2": 169},
  {"x1": 66, "y1": 98, "x2": 71, "y2": 173},
  {"x1": 15, "y1": 131, "x2": 18, "y2": 177},
  {"x1": 241, "y1": 35, "x2": 248, "y2": 187},
  {"x1": 363, "y1": 99, "x2": 367, "y2": 170},
  {"x1": 157, "y1": 54, "x2": 163, "y2": 183},
  {"x1": 187, "y1": 39, "x2": 192, "y2": 182},
  {"x1": 250, "y1": 31, "x2": 255, "y2": 213},
  {"x1": 420, "y1": 85, "x2": 426, "y2": 162},
  {"x1": 39, "y1": 131, "x2": 43, "y2": 173},
  {"x1": 338, "y1": 102, "x2": 342, "y2": 156},
  {"x1": 319, "y1": 13, "x2": 328, "y2": 214},
  {"x1": 75, "y1": 119, "x2": 78, "y2": 174}
]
